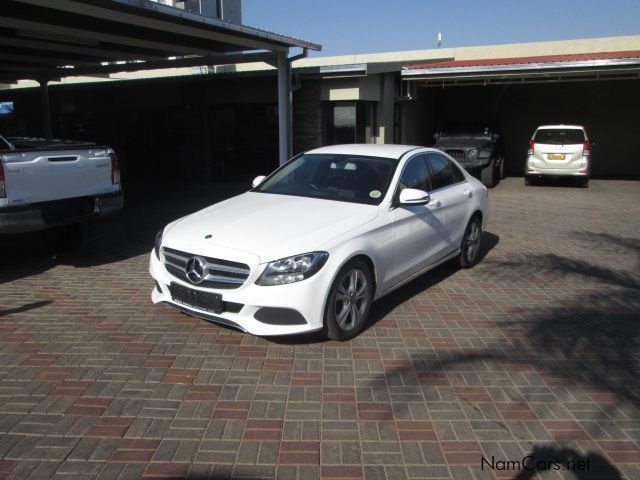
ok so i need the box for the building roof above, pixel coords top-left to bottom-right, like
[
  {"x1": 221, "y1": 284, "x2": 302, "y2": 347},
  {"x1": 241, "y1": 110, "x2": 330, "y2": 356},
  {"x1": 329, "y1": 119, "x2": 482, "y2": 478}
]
[
  {"x1": 0, "y1": 0, "x2": 321, "y2": 83},
  {"x1": 404, "y1": 50, "x2": 640, "y2": 72}
]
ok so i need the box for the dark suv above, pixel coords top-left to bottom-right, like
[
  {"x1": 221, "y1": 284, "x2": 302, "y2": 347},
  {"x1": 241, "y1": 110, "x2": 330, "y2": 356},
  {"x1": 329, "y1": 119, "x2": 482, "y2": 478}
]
[{"x1": 433, "y1": 126, "x2": 504, "y2": 187}]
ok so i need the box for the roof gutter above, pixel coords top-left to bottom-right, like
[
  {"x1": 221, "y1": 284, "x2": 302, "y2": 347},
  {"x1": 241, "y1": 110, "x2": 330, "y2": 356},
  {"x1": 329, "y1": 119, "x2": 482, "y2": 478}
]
[{"x1": 402, "y1": 57, "x2": 640, "y2": 78}]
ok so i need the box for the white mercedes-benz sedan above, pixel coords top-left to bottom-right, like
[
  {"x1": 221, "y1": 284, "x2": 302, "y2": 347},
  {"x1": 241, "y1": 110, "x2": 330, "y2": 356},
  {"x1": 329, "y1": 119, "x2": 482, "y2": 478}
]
[{"x1": 149, "y1": 144, "x2": 489, "y2": 340}]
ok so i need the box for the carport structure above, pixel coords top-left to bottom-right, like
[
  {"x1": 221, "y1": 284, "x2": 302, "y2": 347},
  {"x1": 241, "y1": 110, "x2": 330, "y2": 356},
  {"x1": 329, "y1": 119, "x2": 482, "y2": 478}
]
[
  {"x1": 401, "y1": 51, "x2": 640, "y2": 177},
  {"x1": 0, "y1": 0, "x2": 321, "y2": 164}
]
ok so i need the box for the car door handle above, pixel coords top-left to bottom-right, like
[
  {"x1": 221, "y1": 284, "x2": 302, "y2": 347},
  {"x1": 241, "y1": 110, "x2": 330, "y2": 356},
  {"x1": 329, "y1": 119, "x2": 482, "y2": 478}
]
[
  {"x1": 463, "y1": 190, "x2": 473, "y2": 198},
  {"x1": 428, "y1": 199, "x2": 442, "y2": 208}
]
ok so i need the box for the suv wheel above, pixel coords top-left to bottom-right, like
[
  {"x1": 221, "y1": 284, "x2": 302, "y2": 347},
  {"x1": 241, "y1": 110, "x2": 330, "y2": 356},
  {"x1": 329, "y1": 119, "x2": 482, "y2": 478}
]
[{"x1": 480, "y1": 159, "x2": 497, "y2": 188}]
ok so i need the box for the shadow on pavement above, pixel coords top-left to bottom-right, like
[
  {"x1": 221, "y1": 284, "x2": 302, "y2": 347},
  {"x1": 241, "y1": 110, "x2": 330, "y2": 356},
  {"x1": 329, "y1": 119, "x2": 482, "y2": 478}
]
[
  {"x1": 512, "y1": 445, "x2": 623, "y2": 480},
  {"x1": 268, "y1": 231, "x2": 500, "y2": 345},
  {"x1": 0, "y1": 300, "x2": 53, "y2": 317},
  {"x1": 0, "y1": 181, "x2": 248, "y2": 283}
]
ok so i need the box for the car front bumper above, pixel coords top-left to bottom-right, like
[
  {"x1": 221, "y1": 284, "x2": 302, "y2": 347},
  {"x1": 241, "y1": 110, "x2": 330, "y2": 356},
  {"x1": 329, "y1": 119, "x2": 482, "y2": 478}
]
[{"x1": 149, "y1": 249, "x2": 337, "y2": 336}]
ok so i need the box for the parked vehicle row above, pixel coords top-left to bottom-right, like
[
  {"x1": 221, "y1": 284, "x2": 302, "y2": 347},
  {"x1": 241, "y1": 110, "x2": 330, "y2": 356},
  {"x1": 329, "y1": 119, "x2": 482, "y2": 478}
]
[{"x1": 150, "y1": 144, "x2": 489, "y2": 340}]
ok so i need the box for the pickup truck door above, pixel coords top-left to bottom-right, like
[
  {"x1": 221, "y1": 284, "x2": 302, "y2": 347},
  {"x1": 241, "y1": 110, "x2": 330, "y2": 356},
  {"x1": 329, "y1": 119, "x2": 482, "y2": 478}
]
[{"x1": 2, "y1": 148, "x2": 117, "y2": 206}]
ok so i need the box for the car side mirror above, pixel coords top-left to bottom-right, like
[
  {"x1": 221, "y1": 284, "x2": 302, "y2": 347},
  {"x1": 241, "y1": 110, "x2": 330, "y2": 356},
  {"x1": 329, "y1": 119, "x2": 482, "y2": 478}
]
[
  {"x1": 252, "y1": 175, "x2": 266, "y2": 188},
  {"x1": 399, "y1": 188, "x2": 430, "y2": 205}
]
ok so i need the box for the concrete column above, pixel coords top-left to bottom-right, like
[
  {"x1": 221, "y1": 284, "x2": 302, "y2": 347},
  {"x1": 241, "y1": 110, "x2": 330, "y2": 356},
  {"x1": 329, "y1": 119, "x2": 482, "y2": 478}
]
[
  {"x1": 39, "y1": 79, "x2": 52, "y2": 139},
  {"x1": 277, "y1": 50, "x2": 292, "y2": 165}
]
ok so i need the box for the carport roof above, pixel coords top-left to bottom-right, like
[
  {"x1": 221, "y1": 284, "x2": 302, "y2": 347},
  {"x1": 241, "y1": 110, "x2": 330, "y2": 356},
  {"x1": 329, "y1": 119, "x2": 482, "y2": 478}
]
[
  {"x1": 402, "y1": 50, "x2": 640, "y2": 84},
  {"x1": 0, "y1": 0, "x2": 321, "y2": 82}
]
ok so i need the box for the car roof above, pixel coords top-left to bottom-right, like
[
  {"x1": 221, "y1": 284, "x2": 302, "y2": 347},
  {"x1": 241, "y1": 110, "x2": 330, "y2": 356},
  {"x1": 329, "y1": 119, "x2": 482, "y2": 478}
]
[
  {"x1": 536, "y1": 125, "x2": 585, "y2": 130},
  {"x1": 306, "y1": 144, "x2": 426, "y2": 160}
]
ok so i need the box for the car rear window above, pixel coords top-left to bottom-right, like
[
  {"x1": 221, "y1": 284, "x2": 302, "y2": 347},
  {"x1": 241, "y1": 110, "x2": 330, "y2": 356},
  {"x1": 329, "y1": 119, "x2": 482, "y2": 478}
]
[{"x1": 533, "y1": 129, "x2": 585, "y2": 144}]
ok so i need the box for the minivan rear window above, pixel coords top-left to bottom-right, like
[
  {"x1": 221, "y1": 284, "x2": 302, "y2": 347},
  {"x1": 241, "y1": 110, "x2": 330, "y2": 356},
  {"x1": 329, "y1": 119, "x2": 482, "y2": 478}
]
[{"x1": 533, "y1": 129, "x2": 585, "y2": 144}]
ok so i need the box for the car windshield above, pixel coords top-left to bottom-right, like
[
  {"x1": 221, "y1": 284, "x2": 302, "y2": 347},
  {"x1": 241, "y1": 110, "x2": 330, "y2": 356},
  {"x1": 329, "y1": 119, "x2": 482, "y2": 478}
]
[
  {"x1": 534, "y1": 128, "x2": 585, "y2": 144},
  {"x1": 253, "y1": 153, "x2": 398, "y2": 205}
]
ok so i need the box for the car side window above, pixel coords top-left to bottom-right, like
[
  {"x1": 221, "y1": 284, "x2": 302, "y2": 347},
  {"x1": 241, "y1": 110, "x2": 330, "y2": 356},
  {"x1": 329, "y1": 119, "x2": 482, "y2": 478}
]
[
  {"x1": 398, "y1": 155, "x2": 432, "y2": 193},
  {"x1": 427, "y1": 153, "x2": 465, "y2": 190}
]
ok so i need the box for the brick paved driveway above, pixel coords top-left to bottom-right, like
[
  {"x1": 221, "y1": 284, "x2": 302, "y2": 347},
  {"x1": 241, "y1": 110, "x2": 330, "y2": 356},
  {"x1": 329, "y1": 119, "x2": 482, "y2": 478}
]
[{"x1": 0, "y1": 178, "x2": 639, "y2": 480}]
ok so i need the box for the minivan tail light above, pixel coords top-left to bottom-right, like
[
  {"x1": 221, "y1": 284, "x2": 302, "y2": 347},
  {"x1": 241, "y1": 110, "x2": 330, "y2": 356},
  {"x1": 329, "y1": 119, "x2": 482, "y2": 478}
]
[
  {"x1": 110, "y1": 153, "x2": 121, "y2": 185},
  {"x1": 0, "y1": 159, "x2": 5, "y2": 199},
  {"x1": 583, "y1": 141, "x2": 590, "y2": 156},
  {"x1": 527, "y1": 140, "x2": 535, "y2": 155}
]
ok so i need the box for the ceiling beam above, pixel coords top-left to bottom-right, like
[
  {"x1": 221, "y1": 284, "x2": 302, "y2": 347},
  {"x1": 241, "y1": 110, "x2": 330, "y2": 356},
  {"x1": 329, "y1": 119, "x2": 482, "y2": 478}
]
[
  {"x1": 0, "y1": 36, "x2": 167, "y2": 62},
  {"x1": 0, "y1": 17, "x2": 216, "y2": 57}
]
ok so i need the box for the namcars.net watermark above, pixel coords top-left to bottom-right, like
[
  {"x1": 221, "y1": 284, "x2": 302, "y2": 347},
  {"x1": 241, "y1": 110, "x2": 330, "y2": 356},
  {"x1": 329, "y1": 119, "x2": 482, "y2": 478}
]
[{"x1": 481, "y1": 455, "x2": 591, "y2": 473}]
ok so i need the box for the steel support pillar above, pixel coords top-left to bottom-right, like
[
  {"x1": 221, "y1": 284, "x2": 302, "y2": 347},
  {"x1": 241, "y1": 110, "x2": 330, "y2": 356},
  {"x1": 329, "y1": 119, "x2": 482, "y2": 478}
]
[
  {"x1": 277, "y1": 50, "x2": 292, "y2": 165},
  {"x1": 39, "y1": 79, "x2": 52, "y2": 139}
]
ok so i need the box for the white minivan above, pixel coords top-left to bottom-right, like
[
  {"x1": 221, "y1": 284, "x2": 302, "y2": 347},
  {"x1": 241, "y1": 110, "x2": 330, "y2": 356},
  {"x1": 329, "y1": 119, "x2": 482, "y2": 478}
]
[{"x1": 524, "y1": 125, "x2": 592, "y2": 188}]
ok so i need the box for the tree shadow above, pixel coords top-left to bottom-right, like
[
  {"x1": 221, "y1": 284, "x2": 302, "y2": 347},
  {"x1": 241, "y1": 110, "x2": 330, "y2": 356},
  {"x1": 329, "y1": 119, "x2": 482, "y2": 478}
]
[
  {"x1": 513, "y1": 445, "x2": 623, "y2": 480},
  {"x1": 0, "y1": 300, "x2": 53, "y2": 317},
  {"x1": 364, "y1": 231, "x2": 639, "y2": 471}
]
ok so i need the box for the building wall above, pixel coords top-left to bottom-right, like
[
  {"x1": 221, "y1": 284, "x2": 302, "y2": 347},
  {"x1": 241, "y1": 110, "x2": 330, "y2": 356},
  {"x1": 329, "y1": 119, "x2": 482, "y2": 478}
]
[{"x1": 293, "y1": 79, "x2": 322, "y2": 154}]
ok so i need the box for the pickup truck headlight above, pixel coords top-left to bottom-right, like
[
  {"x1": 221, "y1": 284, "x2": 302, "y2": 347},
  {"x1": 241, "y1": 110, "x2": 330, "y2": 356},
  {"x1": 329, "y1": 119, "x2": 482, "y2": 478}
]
[
  {"x1": 256, "y1": 252, "x2": 329, "y2": 286},
  {"x1": 154, "y1": 229, "x2": 163, "y2": 260}
]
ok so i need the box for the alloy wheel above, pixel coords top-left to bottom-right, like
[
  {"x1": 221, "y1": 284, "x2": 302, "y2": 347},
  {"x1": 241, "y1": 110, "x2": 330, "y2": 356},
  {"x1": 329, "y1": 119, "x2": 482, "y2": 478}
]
[{"x1": 334, "y1": 268, "x2": 369, "y2": 331}]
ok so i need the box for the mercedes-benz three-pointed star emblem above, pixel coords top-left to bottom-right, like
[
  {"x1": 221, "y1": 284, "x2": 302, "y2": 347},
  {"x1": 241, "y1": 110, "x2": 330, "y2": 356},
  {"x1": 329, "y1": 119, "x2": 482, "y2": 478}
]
[{"x1": 186, "y1": 256, "x2": 206, "y2": 284}]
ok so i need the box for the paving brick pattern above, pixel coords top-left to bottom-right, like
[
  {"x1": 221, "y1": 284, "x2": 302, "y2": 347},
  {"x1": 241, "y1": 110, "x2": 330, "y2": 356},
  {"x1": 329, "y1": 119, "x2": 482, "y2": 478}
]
[{"x1": 0, "y1": 178, "x2": 639, "y2": 479}]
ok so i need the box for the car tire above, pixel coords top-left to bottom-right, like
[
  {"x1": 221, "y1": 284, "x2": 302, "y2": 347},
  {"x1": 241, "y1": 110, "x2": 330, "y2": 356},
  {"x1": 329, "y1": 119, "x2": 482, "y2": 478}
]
[
  {"x1": 457, "y1": 216, "x2": 483, "y2": 269},
  {"x1": 578, "y1": 177, "x2": 589, "y2": 188},
  {"x1": 525, "y1": 176, "x2": 535, "y2": 186},
  {"x1": 324, "y1": 259, "x2": 374, "y2": 341},
  {"x1": 480, "y1": 159, "x2": 497, "y2": 188},
  {"x1": 498, "y1": 158, "x2": 505, "y2": 179}
]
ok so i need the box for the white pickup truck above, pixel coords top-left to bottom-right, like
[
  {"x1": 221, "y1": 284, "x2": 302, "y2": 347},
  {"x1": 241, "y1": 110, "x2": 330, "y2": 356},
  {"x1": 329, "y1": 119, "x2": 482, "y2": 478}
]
[{"x1": 0, "y1": 134, "x2": 123, "y2": 235}]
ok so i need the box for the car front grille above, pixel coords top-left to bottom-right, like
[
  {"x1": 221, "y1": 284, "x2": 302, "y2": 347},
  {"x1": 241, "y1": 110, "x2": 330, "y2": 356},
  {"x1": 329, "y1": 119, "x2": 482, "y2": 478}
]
[
  {"x1": 445, "y1": 149, "x2": 467, "y2": 162},
  {"x1": 162, "y1": 246, "x2": 251, "y2": 290}
]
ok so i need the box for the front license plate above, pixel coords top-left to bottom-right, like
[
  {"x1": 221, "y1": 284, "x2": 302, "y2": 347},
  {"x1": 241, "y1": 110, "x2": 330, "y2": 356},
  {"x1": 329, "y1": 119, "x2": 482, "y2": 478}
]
[
  {"x1": 548, "y1": 153, "x2": 565, "y2": 160},
  {"x1": 169, "y1": 283, "x2": 223, "y2": 314}
]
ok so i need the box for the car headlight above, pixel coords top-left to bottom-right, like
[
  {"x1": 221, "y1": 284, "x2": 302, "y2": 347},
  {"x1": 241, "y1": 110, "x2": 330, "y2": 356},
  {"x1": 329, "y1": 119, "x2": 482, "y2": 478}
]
[
  {"x1": 256, "y1": 252, "x2": 329, "y2": 286},
  {"x1": 468, "y1": 149, "x2": 478, "y2": 161},
  {"x1": 154, "y1": 229, "x2": 163, "y2": 260}
]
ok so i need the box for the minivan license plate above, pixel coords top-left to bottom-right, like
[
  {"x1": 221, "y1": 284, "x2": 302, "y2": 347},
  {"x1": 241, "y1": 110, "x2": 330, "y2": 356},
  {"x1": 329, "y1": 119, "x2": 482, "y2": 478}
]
[
  {"x1": 169, "y1": 283, "x2": 223, "y2": 313},
  {"x1": 548, "y1": 153, "x2": 565, "y2": 160}
]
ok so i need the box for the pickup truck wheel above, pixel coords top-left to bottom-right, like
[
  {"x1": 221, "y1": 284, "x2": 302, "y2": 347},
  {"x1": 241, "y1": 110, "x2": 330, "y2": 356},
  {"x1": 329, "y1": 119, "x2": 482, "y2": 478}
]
[
  {"x1": 324, "y1": 260, "x2": 373, "y2": 341},
  {"x1": 457, "y1": 216, "x2": 483, "y2": 269},
  {"x1": 480, "y1": 159, "x2": 497, "y2": 188}
]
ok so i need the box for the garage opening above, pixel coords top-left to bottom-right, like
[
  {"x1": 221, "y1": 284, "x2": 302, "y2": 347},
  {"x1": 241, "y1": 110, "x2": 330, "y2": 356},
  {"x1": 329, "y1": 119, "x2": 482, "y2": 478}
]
[{"x1": 402, "y1": 52, "x2": 640, "y2": 177}]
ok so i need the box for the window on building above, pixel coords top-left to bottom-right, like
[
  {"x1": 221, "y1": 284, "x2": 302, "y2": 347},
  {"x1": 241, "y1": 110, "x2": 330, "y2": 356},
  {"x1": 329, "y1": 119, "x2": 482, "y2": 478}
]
[{"x1": 324, "y1": 101, "x2": 377, "y2": 145}]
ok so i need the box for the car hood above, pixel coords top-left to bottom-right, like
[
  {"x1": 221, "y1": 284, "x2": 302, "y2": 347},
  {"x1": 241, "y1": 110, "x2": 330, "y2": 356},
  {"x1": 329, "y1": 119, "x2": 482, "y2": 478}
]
[
  {"x1": 435, "y1": 138, "x2": 493, "y2": 149},
  {"x1": 163, "y1": 192, "x2": 379, "y2": 263}
]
